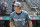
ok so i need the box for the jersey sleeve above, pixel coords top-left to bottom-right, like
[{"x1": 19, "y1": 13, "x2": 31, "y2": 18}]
[
  {"x1": 10, "y1": 13, "x2": 14, "y2": 22},
  {"x1": 25, "y1": 12, "x2": 31, "y2": 22}
]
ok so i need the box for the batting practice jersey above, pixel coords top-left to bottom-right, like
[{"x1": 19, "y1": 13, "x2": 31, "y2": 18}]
[{"x1": 10, "y1": 10, "x2": 31, "y2": 27}]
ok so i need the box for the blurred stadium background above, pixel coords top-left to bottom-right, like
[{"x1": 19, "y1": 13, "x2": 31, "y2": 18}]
[
  {"x1": 0, "y1": 0, "x2": 40, "y2": 27},
  {"x1": 0, "y1": 0, "x2": 40, "y2": 16}
]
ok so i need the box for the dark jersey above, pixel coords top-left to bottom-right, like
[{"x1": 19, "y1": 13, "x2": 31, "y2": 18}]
[{"x1": 10, "y1": 10, "x2": 31, "y2": 27}]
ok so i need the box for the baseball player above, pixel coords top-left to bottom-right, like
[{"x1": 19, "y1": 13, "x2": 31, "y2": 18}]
[{"x1": 10, "y1": 2, "x2": 32, "y2": 27}]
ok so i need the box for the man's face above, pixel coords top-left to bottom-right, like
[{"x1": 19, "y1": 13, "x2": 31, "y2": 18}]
[{"x1": 14, "y1": 5, "x2": 20, "y2": 11}]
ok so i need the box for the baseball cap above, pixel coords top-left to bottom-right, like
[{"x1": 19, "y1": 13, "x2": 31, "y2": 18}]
[{"x1": 14, "y1": 2, "x2": 21, "y2": 7}]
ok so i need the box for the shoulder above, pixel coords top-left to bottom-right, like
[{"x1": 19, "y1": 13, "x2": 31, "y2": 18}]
[
  {"x1": 22, "y1": 10, "x2": 28, "y2": 15},
  {"x1": 10, "y1": 11, "x2": 16, "y2": 16}
]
